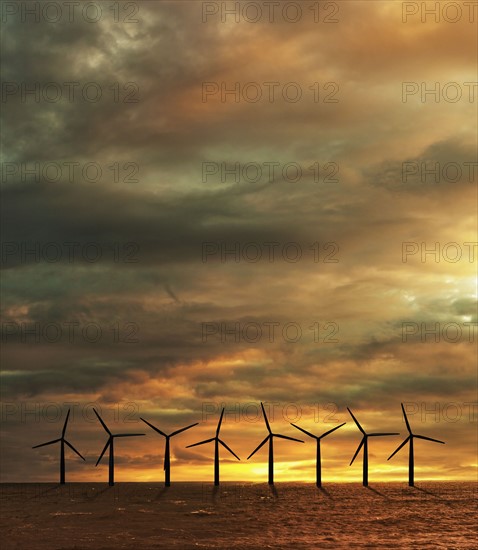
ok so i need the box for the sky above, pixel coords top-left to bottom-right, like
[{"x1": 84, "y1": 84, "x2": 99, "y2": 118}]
[{"x1": 1, "y1": 0, "x2": 477, "y2": 484}]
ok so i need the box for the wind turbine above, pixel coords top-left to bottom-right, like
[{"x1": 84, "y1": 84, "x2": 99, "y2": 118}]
[
  {"x1": 32, "y1": 409, "x2": 85, "y2": 484},
  {"x1": 94, "y1": 408, "x2": 145, "y2": 486},
  {"x1": 290, "y1": 421, "x2": 346, "y2": 487},
  {"x1": 140, "y1": 417, "x2": 198, "y2": 486},
  {"x1": 388, "y1": 403, "x2": 445, "y2": 487},
  {"x1": 186, "y1": 408, "x2": 240, "y2": 486},
  {"x1": 247, "y1": 402, "x2": 304, "y2": 485},
  {"x1": 347, "y1": 407, "x2": 399, "y2": 487}
]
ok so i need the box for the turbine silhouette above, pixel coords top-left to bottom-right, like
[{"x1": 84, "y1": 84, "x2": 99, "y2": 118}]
[
  {"x1": 291, "y1": 421, "x2": 346, "y2": 487},
  {"x1": 140, "y1": 417, "x2": 198, "y2": 486},
  {"x1": 347, "y1": 407, "x2": 399, "y2": 487},
  {"x1": 94, "y1": 408, "x2": 145, "y2": 486},
  {"x1": 32, "y1": 409, "x2": 85, "y2": 484},
  {"x1": 186, "y1": 408, "x2": 240, "y2": 486},
  {"x1": 248, "y1": 402, "x2": 304, "y2": 485},
  {"x1": 388, "y1": 403, "x2": 445, "y2": 487}
]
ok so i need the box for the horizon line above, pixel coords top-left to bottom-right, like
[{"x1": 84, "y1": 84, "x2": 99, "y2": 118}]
[{"x1": 1, "y1": 479, "x2": 476, "y2": 484}]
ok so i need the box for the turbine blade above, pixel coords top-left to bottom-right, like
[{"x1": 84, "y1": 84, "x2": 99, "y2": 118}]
[
  {"x1": 369, "y1": 432, "x2": 400, "y2": 437},
  {"x1": 140, "y1": 418, "x2": 167, "y2": 437},
  {"x1": 62, "y1": 409, "x2": 71, "y2": 437},
  {"x1": 64, "y1": 439, "x2": 86, "y2": 461},
  {"x1": 247, "y1": 436, "x2": 270, "y2": 460},
  {"x1": 319, "y1": 422, "x2": 346, "y2": 439},
  {"x1": 186, "y1": 437, "x2": 215, "y2": 448},
  {"x1": 216, "y1": 408, "x2": 225, "y2": 435},
  {"x1": 96, "y1": 439, "x2": 111, "y2": 466},
  {"x1": 350, "y1": 438, "x2": 364, "y2": 466},
  {"x1": 274, "y1": 433, "x2": 304, "y2": 443},
  {"x1": 93, "y1": 409, "x2": 111, "y2": 435},
  {"x1": 261, "y1": 402, "x2": 271, "y2": 433},
  {"x1": 219, "y1": 439, "x2": 240, "y2": 460},
  {"x1": 347, "y1": 408, "x2": 364, "y2": 434},
  {"x1": 32, "y1": 438, "x2": 61, "y2": 449},
  {"x1": 170, "y1": 423, "x2": 199, "y2": 438},
  {"x1": 290, "y1": 423, "x2": 316, "y2": 439},
  {"x1": 415, "y1": 435, "x2": 445, "y2": 444},
  {"x1": 401, "y1": 403, "x2": 412, "y2": 434},
  {"x1": 387, "y1": 436, "x2": 410, "y2": 460}
]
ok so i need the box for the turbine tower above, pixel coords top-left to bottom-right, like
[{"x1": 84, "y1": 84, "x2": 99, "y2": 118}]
[
  {"x1": 32, "y1": 409, "x2": 85, "y2": 484},
  {"x1": 247, "y1": 402, "x2": 304, "y2": 485},
  {"x1": 388, "y1": 403, "x2": 445, "y2": 487},
  {"x1": 291, "y1": 421, "x2": 346, "y2": 487},
  {"x1": 347, "y1": 407, "x2": 399, "y2": 487},
  {"x1": 186, "y1": 408, "x2": 240, "y2": 486},
  {"x1": 94, "y1": 408, "x2": 145, "y2": 486},
  {"x1": 140, "y1": 417, "x2": 198, "y2": 486}
]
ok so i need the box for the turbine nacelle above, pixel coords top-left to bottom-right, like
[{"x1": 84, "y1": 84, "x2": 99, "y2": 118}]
[{"x1": 290, "y1": 422, "x2": 346, "y2": 441}]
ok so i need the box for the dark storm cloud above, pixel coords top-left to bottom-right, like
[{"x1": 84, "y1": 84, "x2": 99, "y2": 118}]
[
  {"x1": 1, "y1": 180, "x2": 318, "y2": 268},
  {"x1": 366, "y1": 138, "x2": 478, "y2": 192}
]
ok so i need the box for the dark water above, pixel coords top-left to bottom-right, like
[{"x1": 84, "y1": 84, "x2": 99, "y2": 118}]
[{"x1": 1, "y1": 482, "x2": 477, "y2": 549}]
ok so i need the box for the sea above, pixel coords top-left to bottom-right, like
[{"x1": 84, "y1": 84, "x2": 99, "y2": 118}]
[{"x1": 1, "y1": 482, "x2": 477, "y2": 549}]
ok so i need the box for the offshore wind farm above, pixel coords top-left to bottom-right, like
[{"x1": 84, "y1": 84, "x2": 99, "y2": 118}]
[
  {"x1": 4, "y1": 402, "x2": 476, "y2": 549},
  {"x1": 3, "y1": 402, "x2": 476, "y2": 548},
  {"x1": 28, "y1": 402, "x2": 451, "y2": 487}
]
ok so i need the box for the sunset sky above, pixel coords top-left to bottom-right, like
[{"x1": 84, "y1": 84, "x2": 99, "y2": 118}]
[{"x1": 1, "y1": 1, "x2": 477, "y2": 484}]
